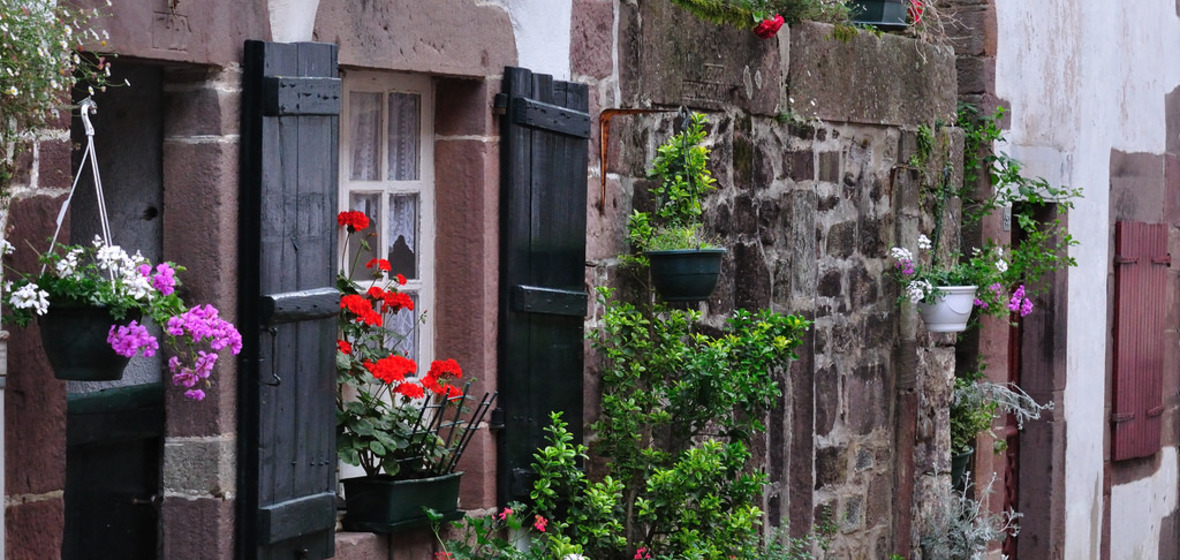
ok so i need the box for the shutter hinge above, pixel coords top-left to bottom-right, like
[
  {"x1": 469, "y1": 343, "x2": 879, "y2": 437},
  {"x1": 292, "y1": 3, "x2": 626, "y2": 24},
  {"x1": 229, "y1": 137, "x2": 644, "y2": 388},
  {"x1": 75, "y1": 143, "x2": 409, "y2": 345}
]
[
  {"x1": 1147, "y1": 406, "x2": 1165, "y2": 417},
  {"x1": 1115, "y1": 255, "x2": 1139, "y2": 265},
  {"x1": 493, "y1": 93, "x2": 509, "y2": 116},
  {"x1": 1153, "y1": 254, "x2": 1172, "y2": 266},
  {"x1": 1111, "y1": 412, "x2": 1135, "y2": 424}
]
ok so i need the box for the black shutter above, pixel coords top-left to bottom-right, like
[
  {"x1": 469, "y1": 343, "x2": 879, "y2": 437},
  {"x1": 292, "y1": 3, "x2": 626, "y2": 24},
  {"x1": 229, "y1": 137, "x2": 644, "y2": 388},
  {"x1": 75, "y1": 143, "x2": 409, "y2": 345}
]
[
  {"x1": 497, "y1": 67, "x2": 591, "y2": 504},
  {"x1": 239, "y1": 40, "x2": 341, "y2": 559}
]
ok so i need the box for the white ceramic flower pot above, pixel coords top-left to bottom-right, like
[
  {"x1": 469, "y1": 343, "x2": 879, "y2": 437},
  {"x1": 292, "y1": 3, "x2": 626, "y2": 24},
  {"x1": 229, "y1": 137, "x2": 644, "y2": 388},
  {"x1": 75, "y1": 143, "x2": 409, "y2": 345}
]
[{"x1": 917, "y1": 285, "x2": 978, "y2": 333}]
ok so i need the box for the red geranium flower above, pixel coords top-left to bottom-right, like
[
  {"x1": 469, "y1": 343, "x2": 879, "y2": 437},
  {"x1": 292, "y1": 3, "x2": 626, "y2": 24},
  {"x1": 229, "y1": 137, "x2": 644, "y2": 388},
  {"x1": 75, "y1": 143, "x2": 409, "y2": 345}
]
[
  {"x1": 341, "y1": 294, "x2": 383, "y2": 326},
  {"x1": 337, "y1": 340, "x2": 352, "y2": 354},
  {"x1": 394, "y1": 381, "x2": 426, "y2": 399},
  {"x1": 753, "y1": 14, "x2": 784, "y2": 39},
  {"x1": 366, "y1": 258, "x2": 392, "y2": 272},
  {"x1": 396, "y1": 274, "x2": 407, "y2": 285},
  {"x1": 364, "y1": 354, "x2": 417, "y2": 384},
  {"x1": 337, "y1": 211, "x2": 370, "y2": 233},
  {"x1": 908, "y1": 0, "x2": 924, "y2": 24}
]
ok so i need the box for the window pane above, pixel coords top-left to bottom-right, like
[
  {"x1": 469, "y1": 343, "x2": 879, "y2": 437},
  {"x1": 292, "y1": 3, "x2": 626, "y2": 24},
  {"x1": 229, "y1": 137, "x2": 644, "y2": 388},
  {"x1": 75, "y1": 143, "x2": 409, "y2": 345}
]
[
  {"x1": 350, "y1": 92, "x2": 382, "y2": 180},
  {"x1": 386, "y1": 92, "x2": 421, "y2": 181},
  {"x1": 387, "y1": 292, "x2": 419, "y2": 365},
  {"x1": 387, "y1": 193, "x2": 419, "y2": 280},
  {"x1": 348, "y1": 194, "x2": 379, "y2": 279}
]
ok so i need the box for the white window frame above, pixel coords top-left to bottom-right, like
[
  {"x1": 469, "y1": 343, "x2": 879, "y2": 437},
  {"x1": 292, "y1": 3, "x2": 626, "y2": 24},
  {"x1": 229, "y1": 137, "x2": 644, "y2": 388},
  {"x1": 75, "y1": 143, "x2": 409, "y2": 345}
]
[{"x1": 339, "y1": 70, "x2": 436, "y2": 371}]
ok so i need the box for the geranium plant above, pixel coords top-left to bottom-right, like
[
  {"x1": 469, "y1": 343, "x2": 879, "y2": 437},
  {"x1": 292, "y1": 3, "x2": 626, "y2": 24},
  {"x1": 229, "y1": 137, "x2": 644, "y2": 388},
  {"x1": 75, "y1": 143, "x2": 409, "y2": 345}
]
[
  {"x1": 666, "y1": 0, "x2": 849, "y2": 34},
  {"x1": 3, "y1": 236, "x2": 241, "y2": 400},
  {"x1": 335, "y1": 210, "x2": 495, "y2": 479}
]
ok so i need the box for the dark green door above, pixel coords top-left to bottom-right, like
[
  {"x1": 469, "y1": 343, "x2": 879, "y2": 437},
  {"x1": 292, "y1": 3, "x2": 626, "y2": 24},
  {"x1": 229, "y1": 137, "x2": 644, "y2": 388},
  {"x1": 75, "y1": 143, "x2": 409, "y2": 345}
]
[{"x1": 63, "y1": 385, "x2": 164, "y2": 560}]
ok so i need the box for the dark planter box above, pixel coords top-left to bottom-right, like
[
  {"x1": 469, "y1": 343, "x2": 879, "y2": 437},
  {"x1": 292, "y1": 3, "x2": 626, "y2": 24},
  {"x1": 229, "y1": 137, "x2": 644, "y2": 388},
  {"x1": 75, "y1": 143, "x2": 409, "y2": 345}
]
[
  {"x1": 847, "y1": 0, "x2": 909, "y2": 30},
  {"x1": 341, "y1": 471, "x2": 464, "y2": 532}
]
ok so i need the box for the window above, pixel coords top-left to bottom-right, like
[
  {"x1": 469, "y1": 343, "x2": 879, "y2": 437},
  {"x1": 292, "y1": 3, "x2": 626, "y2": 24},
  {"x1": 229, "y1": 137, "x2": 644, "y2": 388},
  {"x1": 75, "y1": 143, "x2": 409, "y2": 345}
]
[{"x1": 340, "y1": 71, "x2": 434, "y2": 367}]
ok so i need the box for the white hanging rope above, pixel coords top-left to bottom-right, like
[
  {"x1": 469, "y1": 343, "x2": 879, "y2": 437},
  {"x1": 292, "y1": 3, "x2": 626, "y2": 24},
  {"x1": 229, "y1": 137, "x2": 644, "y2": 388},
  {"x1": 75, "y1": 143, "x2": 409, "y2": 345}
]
[{"x1": 42, "y1": 98, "x2": 115, "y2": 276}]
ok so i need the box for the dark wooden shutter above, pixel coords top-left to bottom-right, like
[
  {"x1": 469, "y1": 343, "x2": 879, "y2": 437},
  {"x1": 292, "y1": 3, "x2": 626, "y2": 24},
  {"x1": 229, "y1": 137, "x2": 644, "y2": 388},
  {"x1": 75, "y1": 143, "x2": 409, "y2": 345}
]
[
  {"x1": 239, "y1": 40, "x2": 341, "y2": 559},
  {"x1": 496, "y1": 67, "x2": 590, "y2": 504},
  {"x1": 1111, "y1": 221, "x2": 1170, "y2": 461}
]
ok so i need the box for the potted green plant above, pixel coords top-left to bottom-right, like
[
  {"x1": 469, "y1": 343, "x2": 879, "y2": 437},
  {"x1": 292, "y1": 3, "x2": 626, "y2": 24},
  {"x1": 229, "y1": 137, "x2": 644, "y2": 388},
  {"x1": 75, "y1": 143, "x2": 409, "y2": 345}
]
[
  {"x1": 3, "y1": 237, "x2": 241, "y2": 397},
  {"x1": 335, "y1": 211, "x2": 496, "y2": 532},
  {"x1": 627, "y1": 112, "x2": 726, "y2": 302},
  {"x1": 949, "y1": 369, "x2": 1051, "y2": 492}
]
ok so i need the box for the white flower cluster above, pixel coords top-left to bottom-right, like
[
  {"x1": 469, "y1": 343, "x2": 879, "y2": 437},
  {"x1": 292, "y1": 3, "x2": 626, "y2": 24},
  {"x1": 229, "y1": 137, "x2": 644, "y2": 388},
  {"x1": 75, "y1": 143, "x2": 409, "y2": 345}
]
[
  {"x1": 917, "y1": 234, "x2": 932, "y2": 250},
  {"x1": 906, "y1": 279, "x2": 933, "y2": 304},
  {"x1": 89, "y1": 236, "x2": 153, "y2": 301},
  {"x1": 890, "y1": 247, "x2": 913, "y2": 262},
  {"x1": 8, "y1": 282, "x2": 48, "y2": 315}
]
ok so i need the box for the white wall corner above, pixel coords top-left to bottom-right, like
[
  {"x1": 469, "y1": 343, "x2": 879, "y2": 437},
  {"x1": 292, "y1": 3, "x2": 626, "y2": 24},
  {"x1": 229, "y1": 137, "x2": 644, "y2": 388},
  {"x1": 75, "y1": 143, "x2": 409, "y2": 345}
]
[{"x1": 267, "y1": 0, "x2": 321, "y2": 43}]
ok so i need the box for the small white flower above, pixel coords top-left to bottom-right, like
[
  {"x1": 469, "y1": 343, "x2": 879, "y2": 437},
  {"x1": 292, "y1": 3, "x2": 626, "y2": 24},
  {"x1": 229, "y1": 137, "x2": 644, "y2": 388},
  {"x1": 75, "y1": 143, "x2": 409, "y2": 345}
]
[
  {"x1": 995, "y1": 247, "x2": 1004, "y2": 257},
  {"x1": 563, "y1": 555, "x2": 589, "y2": 560},
  {"x1": 995, "y1": 259, "x2": 1008, "y2": 273},
  {"x1": 123, "y1": 272, "x2": 153, "y2": 301},
  {"x1": 917, "y1": 234, "x2": 932, "y2": 250},
  {"x1": 906, "y1": 279, "x2": 933, "y2": 304},
  {"x1": 6, "y1": 86, "x2": 17, "y2": 96},
  {"x1": 0, "y1": 239, "x2": 13, "y2": 256},
  {"x1": 10, "y1": 283, "x2": 50, "y2": 315},
  {"x1": 890, "y1": 247, "x2": 913, "y2": 262}
]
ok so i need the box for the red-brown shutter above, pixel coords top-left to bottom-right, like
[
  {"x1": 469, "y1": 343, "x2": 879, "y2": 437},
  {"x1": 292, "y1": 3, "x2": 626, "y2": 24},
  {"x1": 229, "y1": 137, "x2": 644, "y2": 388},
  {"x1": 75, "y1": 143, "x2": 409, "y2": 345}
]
[{"x1": 1111, "y1": 221, "x2": 1170, "y2": 461}]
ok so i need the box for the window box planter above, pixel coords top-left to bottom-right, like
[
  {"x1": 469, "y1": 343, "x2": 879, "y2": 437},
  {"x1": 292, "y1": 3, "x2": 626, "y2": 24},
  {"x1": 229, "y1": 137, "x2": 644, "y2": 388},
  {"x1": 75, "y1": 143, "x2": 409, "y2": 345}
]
[
  {"x1": 341, "y1": 471, "x2": 465, "y2": 532},
  {"x1": 847, "y1": 0, "x2": 908, "y2": 30}
]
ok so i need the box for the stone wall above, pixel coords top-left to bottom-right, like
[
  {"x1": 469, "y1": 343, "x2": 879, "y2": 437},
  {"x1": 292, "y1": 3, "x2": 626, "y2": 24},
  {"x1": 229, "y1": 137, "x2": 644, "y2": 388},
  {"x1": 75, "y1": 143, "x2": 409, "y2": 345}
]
[{"x1": 583, "y1": 7, "x2": 961, "y2": 557}]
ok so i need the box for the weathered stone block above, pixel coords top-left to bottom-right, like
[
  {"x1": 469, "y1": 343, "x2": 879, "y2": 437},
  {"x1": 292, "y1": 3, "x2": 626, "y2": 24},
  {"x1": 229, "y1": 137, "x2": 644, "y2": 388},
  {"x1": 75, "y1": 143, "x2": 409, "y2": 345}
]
[
  {"x1": 956, "y1": 54, "x2": 996, "y2": 95},
  {"x1": 788, "y1": 149, "x2": 815, "y2": 181},
  {"x1": 162, "y1": 437, "x2": 235, "y2": 496},
  {"x1": 788, "y1": 22, "x2": 956, "y2": 127},
  {"x1": 826, "y1": 220, "x2": 858, "y2": 258},
  {"x1": 436, "y1": 78, "x2": 493, "y2": 137},
  {"x1": 628, "y1": 0, "x2": 783, "y2": 114},
  {"x1": 317, "y1": 0, "x2": 516, "y2": 77},
  {"x1": 847, "y1": 363, "x2": 887, "y2": 435},
  {"x1": 816, "y1": 444, "x2": 848, "y2": 489},
  {"x1": 7, "y1": 498, "x2": 64, "y2": 560},
  {"x1": 571, "y1": 0, "x2": 616, "y2": 79},
  {"x1": 161, "y1": 497, "x2": 234, "y2": 560},
  {"x1": 734, "y1": 241, "x2": 770, "y2": 309},
  {"x1": 815, "y1": 364, "x2": 839, "y2": 436},
  {"x1": 818, "y1": 151, "x2": 841, "y2": 183}
]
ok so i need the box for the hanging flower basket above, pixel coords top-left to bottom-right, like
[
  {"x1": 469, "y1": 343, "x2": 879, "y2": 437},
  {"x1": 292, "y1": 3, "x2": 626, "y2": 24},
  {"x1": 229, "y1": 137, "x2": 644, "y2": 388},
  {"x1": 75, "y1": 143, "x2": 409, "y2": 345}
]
[
  {"x1": 38, "y1": 303, "x2": 141, "y2": 381},
  {"x1": 341, "y1": 471, "x2": 465, "y2": 532},
  {"x1": 916, "y1": 285, "x2": 978, "y2": 333},
  {"x1": 646, "y1": 248, "x2": 726, "y2": 302}
]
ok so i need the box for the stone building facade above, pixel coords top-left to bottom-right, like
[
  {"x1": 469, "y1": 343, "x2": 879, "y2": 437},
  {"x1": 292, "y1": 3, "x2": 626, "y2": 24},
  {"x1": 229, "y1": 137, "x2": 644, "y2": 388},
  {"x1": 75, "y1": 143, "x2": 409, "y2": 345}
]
[{"x1": 0, "y1": 1, "x2": 968, "y2": 558}]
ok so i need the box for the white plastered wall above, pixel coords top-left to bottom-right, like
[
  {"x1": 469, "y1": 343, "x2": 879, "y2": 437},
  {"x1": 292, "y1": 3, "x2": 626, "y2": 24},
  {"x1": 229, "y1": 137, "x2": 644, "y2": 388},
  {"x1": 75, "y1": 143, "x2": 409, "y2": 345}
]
[
  {"x1": 995, "y1": 1, "x2": 1180, "y2": 558},
  {"x1": 497, "y1": 0, "x2": 574, "y2": 80}
]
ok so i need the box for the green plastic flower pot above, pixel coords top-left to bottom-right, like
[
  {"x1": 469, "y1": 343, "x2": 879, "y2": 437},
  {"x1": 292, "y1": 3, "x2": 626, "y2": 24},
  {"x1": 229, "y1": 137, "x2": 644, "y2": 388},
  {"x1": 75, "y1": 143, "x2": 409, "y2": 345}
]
[
  {"x1": 645, "y1": 248, "x2": 726, "y2": 302},
  {"x1": 951, "y1": 447, "x2": 974, "y2": 493},
  {"x1": 847, "y1": 0, "x2": 909, "y2": 30},
  {"x1": 342, "y1": 471, "x2": 464, "y2": 532},
  {"x1": 38, "y1": 303, "x2": 140, "y2": 381}
]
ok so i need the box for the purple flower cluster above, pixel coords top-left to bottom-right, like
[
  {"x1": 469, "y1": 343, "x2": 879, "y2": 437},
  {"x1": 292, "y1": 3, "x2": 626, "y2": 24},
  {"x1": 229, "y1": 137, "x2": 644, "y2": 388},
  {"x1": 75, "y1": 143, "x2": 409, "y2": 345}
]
[
  {"x1": 107, "y1": 320, "x2": 159, "y2": 358},
  {"x1": 137, "y1": 263, "x2": 177, "y2": 296},
  {"x1": 896, "y1": 259, "x2": 915, "y2": 276},
  {"x1": 166, "y1": 304, "x2": 243, "y2": 353},
  {"x1": 164, "y1": 304, "x2": 243, "y2": 400},
  {"x1": 1008, "y1": 284, "x2": 1034, "y2": 317}
]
